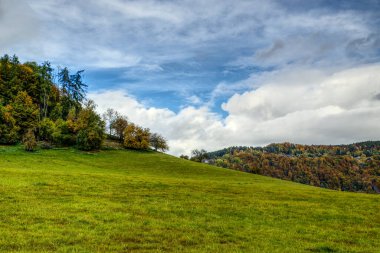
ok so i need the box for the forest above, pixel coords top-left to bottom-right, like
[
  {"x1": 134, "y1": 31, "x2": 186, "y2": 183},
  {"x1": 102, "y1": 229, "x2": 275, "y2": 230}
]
[
  {"x1": 0, "y1": 55, "x2": 168, "y2": 152},
  {"x1": 201, "y1": 142, "x2": 380, "y2": 193}
]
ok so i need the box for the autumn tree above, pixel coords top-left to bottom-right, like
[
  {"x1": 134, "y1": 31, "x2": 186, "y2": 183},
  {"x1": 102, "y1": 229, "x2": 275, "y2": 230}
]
[
  {"x1": 111, "y1": 114, "x2": 128, "y2": 142},
  {"x1": 10, "y1": 91, "x2": 39, "y2": 135},
  {"x1": 0, "y1": 103, "x2": 19, "y2": 144},
  {"x1": 75, "y1": 100, "x2": 105, "y2": 150},
  {"x1": 123, "y1": 123, "x2": 150, "y2": 150}
]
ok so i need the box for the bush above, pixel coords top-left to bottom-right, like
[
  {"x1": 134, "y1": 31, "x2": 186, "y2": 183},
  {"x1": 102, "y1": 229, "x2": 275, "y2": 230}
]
[
  {"x1": 38, "y1": 118, "x2": 56, "y2": 142},
  {"x1": 52, "y1": 119, "x2": 76, "y2": 146},
  {"x1": 76, "y1": 129, "x2": 103, "y2": 151},
  {"x1": 23, "y1": 129, "x2": 37, "y2": 152}
]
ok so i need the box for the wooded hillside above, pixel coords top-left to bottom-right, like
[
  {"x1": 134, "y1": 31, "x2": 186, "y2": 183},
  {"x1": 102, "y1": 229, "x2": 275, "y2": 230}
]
[
  {"x1": 206, "y1": 142, "x2": 380, "y2": 193},
  {"x1": 0, "y1": 55, "x2": 167, "y2": 152}
]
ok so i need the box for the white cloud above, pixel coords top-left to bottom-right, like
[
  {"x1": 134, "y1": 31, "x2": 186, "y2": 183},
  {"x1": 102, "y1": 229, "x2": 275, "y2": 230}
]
[{"x1": 89, "y1": 64, "x2": 380, "y2": 156}]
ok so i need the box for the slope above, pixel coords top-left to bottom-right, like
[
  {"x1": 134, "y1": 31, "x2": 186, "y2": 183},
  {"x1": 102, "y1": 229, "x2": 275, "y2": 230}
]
[{"x1": 0, "y1": 146, "x2": 379, "y2": 252}]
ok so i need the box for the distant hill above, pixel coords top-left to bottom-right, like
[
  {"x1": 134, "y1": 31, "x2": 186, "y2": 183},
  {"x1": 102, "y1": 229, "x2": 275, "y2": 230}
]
[{"x1": 206, "y1": 141, "x2": 380, "y2": 193}]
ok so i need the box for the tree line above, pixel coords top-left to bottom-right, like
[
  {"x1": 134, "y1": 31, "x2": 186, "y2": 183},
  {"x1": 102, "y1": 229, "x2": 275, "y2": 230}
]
[
  {"x1": 0, "y1": 54, "x2": 168, "y2": 152},
  {"x1": 187, "y1": 142, "x2": 380, "y2": 193}
]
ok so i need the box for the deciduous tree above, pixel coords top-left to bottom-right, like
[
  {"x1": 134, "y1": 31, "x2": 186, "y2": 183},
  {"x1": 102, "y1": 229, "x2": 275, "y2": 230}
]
[
  {"x1": 123, "y1": 123, "x2": 150, "y2": 150},
  {"x1": 150, "y1": 133, "x2": 169, "y2": 152}
]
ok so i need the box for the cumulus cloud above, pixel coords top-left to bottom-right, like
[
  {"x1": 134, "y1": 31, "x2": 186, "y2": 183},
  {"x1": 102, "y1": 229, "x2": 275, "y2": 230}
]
[{"x1": 89, "y1": 64, "x2": 380, "y2": 156}]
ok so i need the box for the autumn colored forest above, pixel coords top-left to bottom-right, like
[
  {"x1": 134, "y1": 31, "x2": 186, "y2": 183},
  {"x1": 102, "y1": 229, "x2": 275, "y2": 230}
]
[{"x1": 203, "y1": 142, "x2": 380, "y2": 193}]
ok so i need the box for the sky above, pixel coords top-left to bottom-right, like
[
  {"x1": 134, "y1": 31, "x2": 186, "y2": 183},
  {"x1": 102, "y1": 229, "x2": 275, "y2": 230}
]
[{"x1": 1, "y1": 0, "x2": 380, "y2": 155}]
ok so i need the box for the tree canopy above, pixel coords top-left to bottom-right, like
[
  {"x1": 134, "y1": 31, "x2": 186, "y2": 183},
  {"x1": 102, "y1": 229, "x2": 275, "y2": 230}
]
[{"x1": 0, "y1": 54, "x2": 169, "y2": 152}]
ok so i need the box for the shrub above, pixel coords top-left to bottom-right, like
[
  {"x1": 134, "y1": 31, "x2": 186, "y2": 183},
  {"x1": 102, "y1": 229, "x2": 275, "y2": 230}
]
[
  {"x1": 23, "y1": 129, "x2": 37, "y2": 152},
  {"x1": 52, "y1": 119, "x2": 76, "y2": 146},
  {"x1": 76, "y1": 129, "x2": 103, "y2": 151},
  {"x1": 38, "y1": 118, "x2": 56, "y2": 142}
]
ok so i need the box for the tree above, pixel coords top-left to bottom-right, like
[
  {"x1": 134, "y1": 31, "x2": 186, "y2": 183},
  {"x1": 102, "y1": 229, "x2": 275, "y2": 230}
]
[
  {"x1": 52, "y1": 119, "x2": 76, "y2": 146},
  {"x1": 111, "y1": 114, "x2": 128, "y2": 142},
  {"x1": 58, "y1": 67, "x2": 87, "y2": 115},
  {"x1": 75, "y1": 100, "x2": 105, "y2": 150},
  {"x1": 190, "y1": 149, "x2": 208, "y2": 162},
  {"x1": 180, "y1": 154, "x2": 189, "y2": 160},
  {"x1": 102, "y1": 108, "x2": 117, "y2": 136},
  {"x1": 0, "y1": 103, "x2": 19, "y2": 144},
  {"x1": 149, "y1": 133, "x2": 169, "y2": 152},
  {"x1": 38, "y1": 61, "x2": 53, "y2": 119},
  {"x1": 123, "y1": 123, "x2": 150, "y2": 150},
  {"x1": 58, "y1": 67, "x2": 71, "y2": 97},
  {"x1": 10, "y1": 91, "x2": 39, "y2": 136},
  {"x1": 38, "y1": 118, "x2": 56, "y2": 142},
  {"x1": 70, "y1": 70, "x2": 87, "y2": 105}
]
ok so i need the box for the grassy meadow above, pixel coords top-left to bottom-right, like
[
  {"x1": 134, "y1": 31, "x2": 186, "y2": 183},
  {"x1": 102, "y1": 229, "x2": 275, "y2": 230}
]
[{"x1": 0, "y1": 145, "x2": 379, "y2": 252}]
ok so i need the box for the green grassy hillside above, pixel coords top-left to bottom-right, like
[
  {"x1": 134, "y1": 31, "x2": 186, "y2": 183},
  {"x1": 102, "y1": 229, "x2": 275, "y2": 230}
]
[{"x1": 0, "y1": 146, "x2": 379, "y2": 252}]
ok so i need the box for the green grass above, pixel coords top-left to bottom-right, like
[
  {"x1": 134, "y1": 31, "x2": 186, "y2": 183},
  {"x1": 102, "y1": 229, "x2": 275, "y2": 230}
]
[{"x1": 0, "y1": 146, "x2": 379, "y2": 252}]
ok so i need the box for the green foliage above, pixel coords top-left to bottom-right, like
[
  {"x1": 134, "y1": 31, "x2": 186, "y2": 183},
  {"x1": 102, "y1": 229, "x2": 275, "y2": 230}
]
[
  {"x1": 149, "y1": 132, "x2": 169, "y2": 152},
  {"x1": 52, "y1": 119, "x2": 76, "y2": 146},
  {"x1": 75, "y1": 100, "x2": 105, "y2": 150},
  {"x1": 179, "y1": 154, "x2": 189, "y2": 159},
  {"x1": 0, "y1": 147, "x2": 379, "y2": 252},
  {"x1": 9, "y1": 91, "x2": 39, "y2": 136},
  {"x1": 23, "y1": 129, "x2": 37, "y2": 151},
  {"x1": 0, "y1": 55, "x2": 169, "y2": 152},
  {"x1": 123, "y1": 123, "x2": 150, "y2": 150},
  {"x1": 38, "y1": 118, "x2": 56, "y2": 142},
  {"x1": 0, "y1": 54, "x2": 109, "y2": 150},
  {"x1": 76, "y1": 129, "x2": 103, "y2": 151},
  {"x1": 190, "y1": 149, "x2": 208, "y2": 162}
]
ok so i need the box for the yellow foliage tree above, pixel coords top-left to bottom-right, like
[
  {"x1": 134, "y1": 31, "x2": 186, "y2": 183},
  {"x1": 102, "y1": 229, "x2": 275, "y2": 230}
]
[{"x1": 123, "y1": 123, "x2": 150, "y2": 150}]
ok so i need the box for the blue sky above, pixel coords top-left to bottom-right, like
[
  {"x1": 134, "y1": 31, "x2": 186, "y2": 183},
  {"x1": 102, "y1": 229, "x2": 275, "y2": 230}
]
[{"x1": 1, "y1": 0, "x2": 380, "y2": 155}]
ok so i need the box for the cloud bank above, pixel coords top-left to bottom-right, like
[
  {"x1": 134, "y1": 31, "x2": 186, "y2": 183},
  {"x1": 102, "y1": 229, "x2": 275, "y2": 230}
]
[{"x1": 90, "y1": 64, "x2": 380, "y2": 155}]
